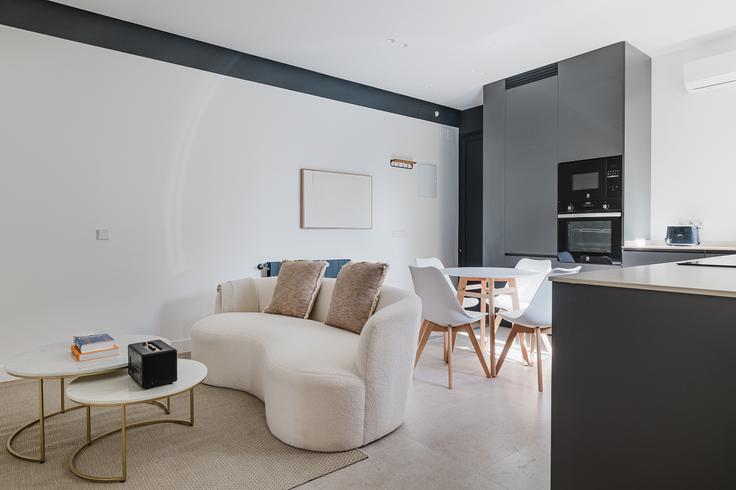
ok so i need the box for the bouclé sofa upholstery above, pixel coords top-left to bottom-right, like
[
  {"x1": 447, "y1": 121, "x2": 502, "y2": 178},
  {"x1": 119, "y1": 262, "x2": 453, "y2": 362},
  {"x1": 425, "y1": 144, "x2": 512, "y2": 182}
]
[{"x1": 191, "y1": 276, "x2": 422, "y2": 452}]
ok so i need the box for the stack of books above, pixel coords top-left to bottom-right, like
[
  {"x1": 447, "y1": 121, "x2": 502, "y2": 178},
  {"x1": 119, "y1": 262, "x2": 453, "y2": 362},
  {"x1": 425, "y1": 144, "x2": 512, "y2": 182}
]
[{"x1": 71, "y1": 333, "x2": 118, "y2": 361}]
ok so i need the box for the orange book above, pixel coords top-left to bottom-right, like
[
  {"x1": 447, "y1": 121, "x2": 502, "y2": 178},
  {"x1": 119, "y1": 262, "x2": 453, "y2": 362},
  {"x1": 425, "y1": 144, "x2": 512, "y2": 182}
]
[{"x1": 71, "y1": 344, "x2": 118, "y2": 361}]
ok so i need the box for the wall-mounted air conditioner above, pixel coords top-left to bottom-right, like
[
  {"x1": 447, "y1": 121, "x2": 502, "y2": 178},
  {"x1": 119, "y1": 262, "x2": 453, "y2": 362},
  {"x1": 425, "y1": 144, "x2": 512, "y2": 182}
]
[{"x1": 684, "y1": 49, "x2": 736, "y2": 93}]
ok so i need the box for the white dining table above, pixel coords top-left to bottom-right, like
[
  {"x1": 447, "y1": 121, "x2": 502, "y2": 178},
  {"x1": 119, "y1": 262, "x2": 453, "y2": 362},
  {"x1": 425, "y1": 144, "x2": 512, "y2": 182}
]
[{"x1": 443, "y1": 267, "x2": 536, "y2": 377}]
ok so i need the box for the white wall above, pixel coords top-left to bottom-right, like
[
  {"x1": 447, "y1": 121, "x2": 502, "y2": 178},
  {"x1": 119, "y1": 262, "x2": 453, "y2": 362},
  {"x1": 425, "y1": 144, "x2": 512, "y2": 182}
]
[
  {"x1": 0, "y1": 26, "x2": 458, "y2": 373},
  {"x1": 651, "y1": 32, "x2": 736, "y2": 241}
]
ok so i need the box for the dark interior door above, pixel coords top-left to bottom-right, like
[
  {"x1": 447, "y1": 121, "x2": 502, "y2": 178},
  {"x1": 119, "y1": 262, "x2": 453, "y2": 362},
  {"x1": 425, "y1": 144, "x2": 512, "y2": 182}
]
[{"x1": 459, "y1": 131, "x2": 483, "y2": 266}]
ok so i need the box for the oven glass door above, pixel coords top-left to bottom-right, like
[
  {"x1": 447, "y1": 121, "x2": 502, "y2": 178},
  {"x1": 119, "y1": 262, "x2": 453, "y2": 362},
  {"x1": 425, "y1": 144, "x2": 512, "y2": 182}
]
[{"x1": 558, "y1": 215, "x2": 622, "y2": 264}]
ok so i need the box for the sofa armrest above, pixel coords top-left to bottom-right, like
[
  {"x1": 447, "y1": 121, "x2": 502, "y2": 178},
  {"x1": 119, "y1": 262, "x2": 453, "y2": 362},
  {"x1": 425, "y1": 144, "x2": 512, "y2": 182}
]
[
  {"x1": 355, "y1": 295, "x2": 422, "y2": 444},
  {"x1": 215, "y1": 278, "x2": 259, "y2": 313}
]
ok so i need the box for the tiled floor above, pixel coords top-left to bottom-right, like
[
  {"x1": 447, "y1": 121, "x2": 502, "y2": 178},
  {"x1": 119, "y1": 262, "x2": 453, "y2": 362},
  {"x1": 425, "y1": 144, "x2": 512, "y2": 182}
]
[{"x1": 303, "y1": 327, "x2": 552, "y2": 490}]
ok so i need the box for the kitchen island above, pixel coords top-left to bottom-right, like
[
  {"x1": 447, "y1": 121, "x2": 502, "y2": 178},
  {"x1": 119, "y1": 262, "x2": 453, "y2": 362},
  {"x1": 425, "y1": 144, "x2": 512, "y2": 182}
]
[{"x1": 550, "y1": 255, "x2": 736, "y2": 490}]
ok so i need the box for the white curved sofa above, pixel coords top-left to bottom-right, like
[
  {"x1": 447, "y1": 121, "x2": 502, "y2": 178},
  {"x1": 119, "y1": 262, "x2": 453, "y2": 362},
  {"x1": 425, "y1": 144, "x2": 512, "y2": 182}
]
[{"x1": 191, "y1": 276, "x2": 422, "y2": 452}]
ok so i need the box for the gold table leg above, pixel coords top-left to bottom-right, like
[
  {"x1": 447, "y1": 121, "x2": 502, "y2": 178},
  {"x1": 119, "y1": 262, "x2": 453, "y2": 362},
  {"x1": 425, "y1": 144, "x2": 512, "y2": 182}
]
[
  {"x1": 121, "y1": 405, "x2": 127, "y2": 482},
  {"x1": 5, "y1": 378, "x2": 58, "y2": 463},
  {"x1": 86, "y1": 406, "x2": 91, "y2": 445},
  {"x1": 38, "y1": 379, "x2": 45, "y2": 462},
  {"x1": 59, "y1": 378, "x2": 65, "y2": 413},
  {"x1": 6, "y1": 375, "x2": 170, "y2": 464},
  {"x1": 68, "y1": 388, "x2": 197, "y2": 482}
]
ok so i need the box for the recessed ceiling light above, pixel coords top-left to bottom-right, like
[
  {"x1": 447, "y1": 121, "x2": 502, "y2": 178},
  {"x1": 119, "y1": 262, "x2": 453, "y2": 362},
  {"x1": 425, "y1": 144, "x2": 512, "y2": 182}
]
[{"x1": 386, "y1": 38, "x2": 396, "y2": 44}]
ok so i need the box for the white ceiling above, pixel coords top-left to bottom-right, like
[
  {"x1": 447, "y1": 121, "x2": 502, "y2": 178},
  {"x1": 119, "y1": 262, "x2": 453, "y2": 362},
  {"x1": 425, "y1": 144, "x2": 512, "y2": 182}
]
[{"x1": 54, "y1": 0, "x2": 736, "y2": 109}]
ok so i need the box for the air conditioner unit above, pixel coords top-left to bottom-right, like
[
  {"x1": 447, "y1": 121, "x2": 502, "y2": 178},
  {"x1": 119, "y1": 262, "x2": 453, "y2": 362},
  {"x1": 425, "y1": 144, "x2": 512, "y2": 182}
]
[{"x1": 684, "y1": 49, "x2": 736, "y2": 93}]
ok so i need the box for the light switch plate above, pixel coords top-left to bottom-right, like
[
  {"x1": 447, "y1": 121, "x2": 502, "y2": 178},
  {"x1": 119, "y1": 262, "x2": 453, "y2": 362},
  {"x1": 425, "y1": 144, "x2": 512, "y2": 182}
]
[{"x1": 96, "y1": 229, "x2": 110, "y2": 240}]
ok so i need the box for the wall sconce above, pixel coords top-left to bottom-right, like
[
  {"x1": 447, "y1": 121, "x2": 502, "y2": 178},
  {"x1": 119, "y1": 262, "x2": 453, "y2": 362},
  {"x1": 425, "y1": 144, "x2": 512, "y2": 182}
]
[{"x1": 390, "y1": 158, "x2": 416, "y2": 169}]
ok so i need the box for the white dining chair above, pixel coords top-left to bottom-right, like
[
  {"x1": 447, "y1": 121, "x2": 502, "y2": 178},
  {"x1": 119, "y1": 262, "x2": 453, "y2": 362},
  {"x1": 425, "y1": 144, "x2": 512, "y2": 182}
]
[
  {"x1": 410, "y1": 266, "x2": 491, "y2": 389},
  {"x1": 493, "y1": 258, "x2": 552, "y2": 312},
  {"x1": 491, "y1": 258, "x2": 552, "y2": 365},
  {"x1": 496, "y1": 266, "x2": 581, "y2": 392},
  {"x1": 415, "y1": 257, "x2": 480, "y2": 308}
]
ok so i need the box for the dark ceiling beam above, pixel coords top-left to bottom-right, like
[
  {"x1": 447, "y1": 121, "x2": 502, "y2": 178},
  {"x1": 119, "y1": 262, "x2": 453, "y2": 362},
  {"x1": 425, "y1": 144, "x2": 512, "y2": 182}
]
[{"x1": 0, "y1": 0, "x2": 461, "y2": 126}]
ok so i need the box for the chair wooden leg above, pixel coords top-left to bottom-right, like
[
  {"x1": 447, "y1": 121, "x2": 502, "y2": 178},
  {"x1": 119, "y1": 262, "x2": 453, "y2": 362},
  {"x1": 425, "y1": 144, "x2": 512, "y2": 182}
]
[
  {"x1": 541, "y1": 333, "x2": 553, "y2": 354},
  {"x1": 535, "y1": 329, "x2": 544, "y2": 392},
  {"x1": 464, "y1": 325, "x2": 491, "y2": 378},
  {"x1": 415, "y1": 323, "x2": 433, "y2": 368},
  {"x1": 490, "y1": 312, "x2": 497, "y2": 377},
  {"x1": 529, "y1": 333, "x2": 536, "y2": 359},
  {"x1": 418, "y1": 320, "x2": 428, "y2": 345},
  {"x1": 494, "y1": 313, "x2": 503, "y2": 333},
  {"x1": 496, "y1": 324, "x2": 519, "y2": 374},
  {"x1": 443, "y1": 331, "x2": 449, "y2": 362},
  {"x1": 519, "y1": 332, "x2": 530, "y2": 366},
  {"x1": 446, "y1": 326, "x2": 453, "y2": 389},
  {"x1": 451, "y1": 328, "x2": 458, "y2": 352},
  {"x1": 479, "y1": 280, "x2": 488, "y2": 353}
]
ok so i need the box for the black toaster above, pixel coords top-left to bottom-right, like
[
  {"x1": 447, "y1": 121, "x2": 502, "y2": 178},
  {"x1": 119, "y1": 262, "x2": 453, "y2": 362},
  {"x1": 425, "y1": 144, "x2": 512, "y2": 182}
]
[{"x1": 128, "y1": 340, "x2": 177, "y2": 389}]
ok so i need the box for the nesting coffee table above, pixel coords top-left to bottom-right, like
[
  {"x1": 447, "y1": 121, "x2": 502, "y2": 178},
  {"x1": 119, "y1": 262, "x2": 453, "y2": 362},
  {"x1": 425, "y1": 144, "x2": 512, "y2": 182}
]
[
  {"x1": 66, "y1": 359, "x2": 207, "y2": 482},
  {"x1": 4, "y1": 335, "x2": 167, "y2": 463}
]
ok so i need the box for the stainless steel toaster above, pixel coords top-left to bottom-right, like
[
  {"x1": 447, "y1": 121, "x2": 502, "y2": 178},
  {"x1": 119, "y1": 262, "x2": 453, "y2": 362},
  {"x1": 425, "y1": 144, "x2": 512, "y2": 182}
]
[{"x1": 665, "y1": 226, "x2": 699, "y2": 246}]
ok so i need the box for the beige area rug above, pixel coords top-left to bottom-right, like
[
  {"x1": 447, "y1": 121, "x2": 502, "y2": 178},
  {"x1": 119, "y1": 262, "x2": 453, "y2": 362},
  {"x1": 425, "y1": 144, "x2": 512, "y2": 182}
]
[{"x1": 0, "y1": 378, "x2": 366, "y2": 489}]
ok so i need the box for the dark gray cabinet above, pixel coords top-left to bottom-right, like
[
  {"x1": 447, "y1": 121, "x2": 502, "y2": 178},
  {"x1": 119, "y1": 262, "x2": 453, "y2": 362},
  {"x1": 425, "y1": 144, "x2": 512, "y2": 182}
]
[
  {"x1": 482, "y1": 42, "x2": 650, "y2": 266},
  {"x1": 623, "y1": 249, "x2": 736, "y2": 266},
  {"x1": 706, "y1": 252, "x2": 736, "y2": 258},
  {"x1": 553, "y1": 282, "x2": 736, "y2": 489},
  {"x1": 504, "y1": 76, "x2": 558, "y2": 256},
  {"x1": 623, "y1": 250, "x2": 705, "y2": 266},
  {"x1": 558, "y1": 43, "x2": 624, "y2": 162}
]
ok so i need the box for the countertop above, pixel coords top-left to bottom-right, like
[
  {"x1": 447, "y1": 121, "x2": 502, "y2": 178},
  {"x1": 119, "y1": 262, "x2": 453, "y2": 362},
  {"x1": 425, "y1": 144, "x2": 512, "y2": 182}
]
[
  {"x1": 623, "y1": 240, "x2": 736, "y2": 252},
  {"x1": 551, "y1": 254, "x2": 736, "y2": 298}
]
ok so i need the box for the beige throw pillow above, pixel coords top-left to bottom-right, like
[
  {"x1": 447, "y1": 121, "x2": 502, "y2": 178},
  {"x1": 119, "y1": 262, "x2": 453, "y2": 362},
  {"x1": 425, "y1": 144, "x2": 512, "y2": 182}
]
[
  {"x1": 325, "y1": 261, "x2": 389, "y2": 334},
  {"x1": 264, "y1": 260, "x2": 328, "y2": 319}
]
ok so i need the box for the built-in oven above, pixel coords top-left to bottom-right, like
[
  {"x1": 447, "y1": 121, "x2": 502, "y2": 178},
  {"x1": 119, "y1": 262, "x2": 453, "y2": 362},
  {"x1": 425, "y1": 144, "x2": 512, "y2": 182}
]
[
  {"x1": 558, "y1": 155, "x2": 622, "y2": 214},
  {"x1": 557, "y1": 212, "x2": 622, "y2": 265},
  {"x1": 557, "y1": 155, "x2": 624, "y2": 265}
]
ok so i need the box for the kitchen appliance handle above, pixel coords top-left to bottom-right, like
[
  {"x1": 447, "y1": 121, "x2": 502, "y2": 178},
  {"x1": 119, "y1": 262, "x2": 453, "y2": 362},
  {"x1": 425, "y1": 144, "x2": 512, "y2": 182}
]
[{"x1": 557, "y1": 212, "x2": 622, "y2": 219}]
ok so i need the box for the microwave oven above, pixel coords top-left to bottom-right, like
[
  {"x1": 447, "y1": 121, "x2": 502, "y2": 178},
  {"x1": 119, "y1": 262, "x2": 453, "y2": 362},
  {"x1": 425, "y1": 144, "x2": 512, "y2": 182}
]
[{"x1": 558, "y1": 155, "x2": 622, "y2": 214}]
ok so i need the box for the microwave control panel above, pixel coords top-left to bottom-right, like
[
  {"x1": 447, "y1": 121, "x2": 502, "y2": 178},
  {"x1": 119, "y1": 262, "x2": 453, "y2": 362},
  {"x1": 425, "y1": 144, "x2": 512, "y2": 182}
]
[{"x1": 605, "y1": 160, "x2": 622, "y2": 199}]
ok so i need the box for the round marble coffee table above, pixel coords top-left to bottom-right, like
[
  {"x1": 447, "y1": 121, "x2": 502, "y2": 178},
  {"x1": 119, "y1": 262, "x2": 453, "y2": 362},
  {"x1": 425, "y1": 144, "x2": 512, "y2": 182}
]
[
  {"x1": 66, "y1": 359, "x2": 207, "y2": 482},
  {"x1": 4, "y1": 334, "x2": 167, "y2": 463}
]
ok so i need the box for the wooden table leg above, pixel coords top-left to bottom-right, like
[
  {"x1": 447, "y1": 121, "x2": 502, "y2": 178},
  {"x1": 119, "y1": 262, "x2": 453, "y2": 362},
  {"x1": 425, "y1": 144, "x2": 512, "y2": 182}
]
[
  {"x1": 507, "y1": 278, "x2": 530, "y2": 365},
  {"x1": 456, "y1": 277, "x2": 468, "y2": 305},
  {"x1": 508, "y1": 278, "x2": 521, "y2": 310},
  {"x1": 487, "y1": 278, "x2": 496, "y2": 377},
  {"x1": 479, "y1": 279, "x2": 487, "y2": 354},
  {"x1": 451, "y1": 278, "x2": 467, "y2": 364}
]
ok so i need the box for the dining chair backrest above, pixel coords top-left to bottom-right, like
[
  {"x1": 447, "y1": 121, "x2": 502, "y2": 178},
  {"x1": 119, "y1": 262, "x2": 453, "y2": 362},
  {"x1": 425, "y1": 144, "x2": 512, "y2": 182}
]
[
  {"x1": 415, "y1": 257, "x2": 456, "y2": 291},
  {"x1": 514, "y1": 267, "x2": 581, "y2": 328},
  {"x1": 409, "y1": 266, "x2": 475, "y2": 327},
  {"x1": 514, "y1": 258, "x2": 553, "y2": 305}
]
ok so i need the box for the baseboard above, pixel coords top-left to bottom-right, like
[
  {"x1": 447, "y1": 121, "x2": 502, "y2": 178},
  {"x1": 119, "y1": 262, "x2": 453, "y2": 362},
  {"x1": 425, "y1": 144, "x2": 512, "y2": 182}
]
[
  {"x1": 0, "y1": 365, "x2": 19, "y2": 383},
  {"x1": 171, "y1": 338, "x2": 191, "y2": 354}
]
